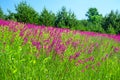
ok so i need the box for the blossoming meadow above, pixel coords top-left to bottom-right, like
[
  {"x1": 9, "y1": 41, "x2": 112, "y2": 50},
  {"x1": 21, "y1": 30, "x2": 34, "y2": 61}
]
[{"x1": 0, "y1": 19, "x2": 120, "y2": 80}]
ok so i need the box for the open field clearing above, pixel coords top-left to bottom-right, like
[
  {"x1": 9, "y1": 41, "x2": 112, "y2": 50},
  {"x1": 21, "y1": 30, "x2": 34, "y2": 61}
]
[{"x1": 0, "y1": 19, "x2": 120, "y2": 80}]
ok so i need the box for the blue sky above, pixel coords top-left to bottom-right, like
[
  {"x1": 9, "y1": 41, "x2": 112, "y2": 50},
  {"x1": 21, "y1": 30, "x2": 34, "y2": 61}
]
[{"x1": 0, "y1": 0, "x2": 120, "y2": 19}]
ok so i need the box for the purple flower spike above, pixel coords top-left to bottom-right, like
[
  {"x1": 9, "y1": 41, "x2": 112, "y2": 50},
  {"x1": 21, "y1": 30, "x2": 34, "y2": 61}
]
[
  {"x1": 75, "y1": 52, "x2": 80, "y2": 58},
  {"x1": 89, "y1": 56, "x2": 94, "y2": 62},
  {"x1": 114, "y1": 47, "x2": 119, "y2": 53},
  {"x1": 69, "y1": 55, "x2": 75, "y2": 61},
  {"x1": 23, "y1": 38, "x2": 28, "y2": 44},
  {"x1": 32, "y1": 41, "x2": 37, "y2": 46},
  {"x1": 78, "y1": 59, "x2": 84, "y2": 64},
  {"x1": 36, "y1": 45, "x2": 42, "y2": 50}
]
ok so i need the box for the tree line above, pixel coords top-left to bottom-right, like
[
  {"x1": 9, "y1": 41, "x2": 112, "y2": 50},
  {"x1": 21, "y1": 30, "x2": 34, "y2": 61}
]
[{"x1": 0, "y1": 1, "x2": 120, "y2": 34}]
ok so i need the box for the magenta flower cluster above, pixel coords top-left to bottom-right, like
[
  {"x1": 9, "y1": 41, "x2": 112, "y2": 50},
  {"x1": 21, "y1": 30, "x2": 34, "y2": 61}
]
[{"x1": 0, "y1": 19, "x2": 120, "y2": 72}]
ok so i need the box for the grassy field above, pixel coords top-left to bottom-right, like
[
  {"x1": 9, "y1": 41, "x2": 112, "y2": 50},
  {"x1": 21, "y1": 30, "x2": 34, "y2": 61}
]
[{"x1": 0, "y1": 19, "x2": 120, "y2": 80}]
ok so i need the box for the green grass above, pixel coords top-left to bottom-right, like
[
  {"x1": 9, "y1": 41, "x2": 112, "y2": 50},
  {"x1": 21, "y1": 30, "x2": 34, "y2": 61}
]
[{"x1": 0, "y1": 26, "x2": 120, "y2": 80}]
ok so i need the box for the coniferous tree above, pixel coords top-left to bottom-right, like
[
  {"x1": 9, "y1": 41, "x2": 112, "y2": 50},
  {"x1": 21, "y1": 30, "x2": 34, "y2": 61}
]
[
  {"x1": 102, "y1": 10, "x2": 120, "y2": 34},
  {"x1": 5, "y1": 10, "x2": 17, "y2": 21},
  {"x1": 39, "y1": 8, "x2": 56, "y2": 26},
  {"x1": 15, "y1": 1, "x2": 39, "y2": 24},
  {"x1": 0, "y1": 7, "x2": 4, "y2": 19},
  {"x1": 55, "y1": 6, "x2": 77, "y2": 28}
]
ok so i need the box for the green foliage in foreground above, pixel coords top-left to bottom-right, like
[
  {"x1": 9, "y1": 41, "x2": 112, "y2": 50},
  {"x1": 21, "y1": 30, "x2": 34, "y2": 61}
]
[{"x1": 0, "y1": 27, "x2": 120, "y2": 80}]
